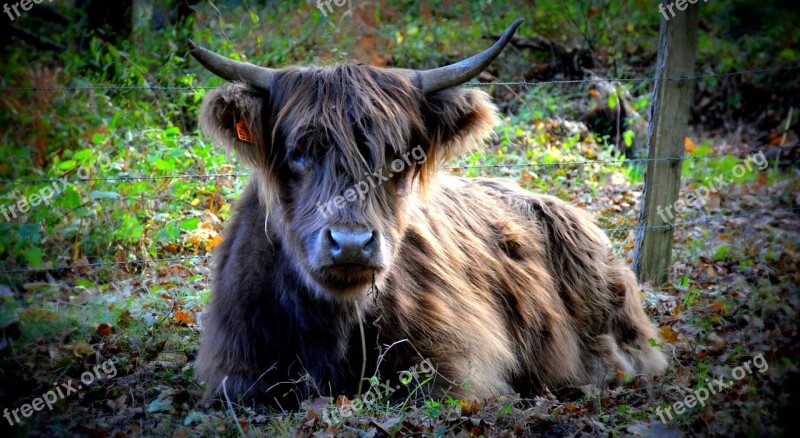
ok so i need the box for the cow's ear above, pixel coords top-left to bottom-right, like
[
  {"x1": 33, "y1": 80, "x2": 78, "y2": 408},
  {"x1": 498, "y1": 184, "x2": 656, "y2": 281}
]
[
  {"x1": 421, "y1": 88, "x2": 499, "y2": 167},
  {"x1": 200, "y1": 82, "x2": 272, "y2": 168}
]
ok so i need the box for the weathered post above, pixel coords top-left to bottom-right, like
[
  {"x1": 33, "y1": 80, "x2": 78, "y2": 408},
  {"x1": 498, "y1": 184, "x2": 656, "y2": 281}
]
[{"x1": 633, "y1": 0, "x2": 699, "y2": 285}]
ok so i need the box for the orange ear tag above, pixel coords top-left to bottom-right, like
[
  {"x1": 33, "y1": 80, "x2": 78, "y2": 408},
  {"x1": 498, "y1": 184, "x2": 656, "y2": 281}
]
[{"x1": 235, "y1": 119, "x2": 254, "y2": 144}]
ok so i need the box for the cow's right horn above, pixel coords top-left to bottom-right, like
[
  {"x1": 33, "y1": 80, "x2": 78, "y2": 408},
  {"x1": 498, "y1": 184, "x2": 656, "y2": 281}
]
[
  {"x1": 414, "y1": 18, "x2": 523, "y2": 93},
  {"x1": 187, "y1": 39, "x2": 275, "y2": 92}
]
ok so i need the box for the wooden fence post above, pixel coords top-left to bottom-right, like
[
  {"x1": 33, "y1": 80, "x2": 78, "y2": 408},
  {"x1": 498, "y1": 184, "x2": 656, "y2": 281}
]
[{"x1": 633, "y1": 1, "x2": 699, "y2": 285}]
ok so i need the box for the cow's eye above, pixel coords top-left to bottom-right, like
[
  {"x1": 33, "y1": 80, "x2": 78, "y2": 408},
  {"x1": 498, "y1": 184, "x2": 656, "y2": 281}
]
[{"x1": 288, "y1": 149, "x2": 307, "y2": 173}]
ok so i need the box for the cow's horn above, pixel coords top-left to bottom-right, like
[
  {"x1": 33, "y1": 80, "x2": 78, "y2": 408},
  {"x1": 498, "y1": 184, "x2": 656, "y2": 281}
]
[
  {"x1": 415, "y1": 18, "x2": 523, "y2": 93},
  {"x1": 186, "y1": 39, "x2": 275, "y2": 92}
]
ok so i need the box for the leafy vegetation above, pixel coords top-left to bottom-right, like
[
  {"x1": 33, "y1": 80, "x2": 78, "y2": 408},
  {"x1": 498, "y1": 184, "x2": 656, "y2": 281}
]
[{"x1": 0, "y1": 0, "x2": 797, "y2": 436}]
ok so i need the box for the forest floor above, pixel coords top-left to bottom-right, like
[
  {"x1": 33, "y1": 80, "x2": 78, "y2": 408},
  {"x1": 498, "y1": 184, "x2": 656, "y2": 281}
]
[{"x1": 2, "y1": 127, "x2": 797, "y2": 437}]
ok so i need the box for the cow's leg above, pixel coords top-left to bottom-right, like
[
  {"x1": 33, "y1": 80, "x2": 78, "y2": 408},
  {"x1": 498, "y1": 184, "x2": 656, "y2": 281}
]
[
  {"x1": 572, "y1": 259, "x2": 668, "y2": 386},
  {"x1": 596, "y1": 260, "x2": 668, "y2": 383}
]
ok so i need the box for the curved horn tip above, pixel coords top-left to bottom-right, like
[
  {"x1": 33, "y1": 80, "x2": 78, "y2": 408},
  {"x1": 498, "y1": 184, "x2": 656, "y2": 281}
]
[
  {"x1": 497, "y1": 18, "x2": 524, "y2": 43},
  {"x1": 417, "y1": 18, "x2": 525, "y2": 93},
  {"x1": 186, "y1": 38, "x2": 196, "y2": 50}
]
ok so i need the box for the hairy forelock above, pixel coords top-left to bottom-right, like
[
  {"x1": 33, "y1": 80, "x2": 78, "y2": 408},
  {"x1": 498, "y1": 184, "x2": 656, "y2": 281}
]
[{"x1": 271, "y1": 63, "x2": 426, "y2": 177}]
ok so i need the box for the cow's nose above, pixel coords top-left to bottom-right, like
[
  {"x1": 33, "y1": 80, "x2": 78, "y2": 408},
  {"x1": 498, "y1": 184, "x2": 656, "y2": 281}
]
[{"x1": 327, "y1": 228, "x2": 375, "y2": 265}]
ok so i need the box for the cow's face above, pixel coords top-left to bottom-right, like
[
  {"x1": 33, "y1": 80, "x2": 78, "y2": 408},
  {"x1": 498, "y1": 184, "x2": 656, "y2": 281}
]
[
  {"x1": 201, "y1": 67, "x2": 497, "y2": 297},
  {"x1": 264, "y1": 66, "x2": 428, "y2": 297}
]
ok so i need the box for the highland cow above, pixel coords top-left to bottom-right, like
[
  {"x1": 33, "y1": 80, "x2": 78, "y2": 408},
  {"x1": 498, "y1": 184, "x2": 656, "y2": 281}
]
[{"x1": 189, "y1": 19, "x2": 667, "y2": 408}]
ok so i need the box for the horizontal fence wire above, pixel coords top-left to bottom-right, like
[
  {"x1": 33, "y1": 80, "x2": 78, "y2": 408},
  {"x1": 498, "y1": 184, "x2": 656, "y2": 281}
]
[
  {"x1": 466, "y1": 66, "x2": 800, "y2": 88},
  {"x1": 2, "y1": 65, "x2": 798, "y2": 277},
  {"x1": 2, "y1": 207, "x2": 796, "y2": 275},
  {"x1": 0, "y1": 254, "x2": 213, "y2": 275},
  {"x1": 602, "y1": 207, "x2": 799, "y2": 234},
  {"x1": 1, "y1": 66, "x2": 798, "y2": 92},
  {"x1": 445, "y1": 143, "x2": 798, "y2": 171},
  {"x1": 2, "y1": 143, "x2": 796, "y2": 187},
  {"x1": 0, "y1": 172, "x2": 250, "y2": 186}
]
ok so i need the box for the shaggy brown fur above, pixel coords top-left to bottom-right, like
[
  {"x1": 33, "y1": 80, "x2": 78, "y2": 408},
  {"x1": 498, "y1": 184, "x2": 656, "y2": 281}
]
[{"x1": 195, "y1": 62, "x2": 667, "y2": 407}]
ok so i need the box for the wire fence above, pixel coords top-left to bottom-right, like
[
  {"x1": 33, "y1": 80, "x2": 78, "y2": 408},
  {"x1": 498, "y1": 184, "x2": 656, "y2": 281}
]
[
  {"x1": 2, "y1": 66, "x2": 798, "y2": 92},
  {"x1": 3, "y1": 207, "x2": 796, "y2": 275},
  {"x1": 3, "y1": 143, "x2": 797, "y2": 186},
  {"x1": 1, "y1": 65, "x2": 798, "y2": 277}
]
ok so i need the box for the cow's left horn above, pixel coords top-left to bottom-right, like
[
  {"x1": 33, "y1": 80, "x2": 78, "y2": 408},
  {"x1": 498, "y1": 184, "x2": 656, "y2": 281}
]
[
  {"x1": 415, "y1": 18, "x2": 523, "y2": 93},
  {"x1": 187, "y1": 39, "x2": 275, "y2": 92}
]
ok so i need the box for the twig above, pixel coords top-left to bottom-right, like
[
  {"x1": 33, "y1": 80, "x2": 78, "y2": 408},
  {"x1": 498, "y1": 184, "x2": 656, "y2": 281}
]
[
  {"x1": 6, "y1": 25, "x2": 65, "y2": 51},
  {"x1": 221, "y1": 376, "x2": 246, "y2": 438},
  {"x1": 780, "y1": 106, "x2": 793, "y2": 146},
  {"x1": 354, "y1": 300, "x2": 367, "y2": 398},
  {"x1": 241, "y1": 363, "x2": 277, "y2": 398},
  {"x1": 615, "y1": 85, "x2": 622, "y2": 149},
  {"x1": 373, "y1": 339, "x2": 410, "y2": 376}
]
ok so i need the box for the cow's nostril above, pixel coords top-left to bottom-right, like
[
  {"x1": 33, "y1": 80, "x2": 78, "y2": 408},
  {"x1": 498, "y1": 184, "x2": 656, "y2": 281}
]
[
  {"x1": 326, "y1": 229, "x2": 341, "y2": 252},
  {"x1": 364, "y1": 234, "x2": 376, "y2": 252},
  {"x1": 327, "y1": 228, "x2": 376, "y2": 265}
]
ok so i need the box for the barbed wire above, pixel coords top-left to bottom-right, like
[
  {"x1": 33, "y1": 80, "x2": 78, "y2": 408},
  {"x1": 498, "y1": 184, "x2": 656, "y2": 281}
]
[
  {"x1": 2, "y1": 143, "x2": 796, "y2": 187},
  {"x1": 0, "y1": 254, "x2": 212, "y2": 275},
  {"x1": 0, "y1": 172, "x2": 250, "y2": 186},
  {"x1": 446, "y1": 143, "x2": 798, "y2": 171},
  {"x1": 0, "y1": 85, "x2": 218, "y2": 92},
  {"x1": 602, "y1": 207, "x2": 799, "y2": 234},
  {"x1": 1, "y1": 65, "x2": 798, "y2": 277},
  {"x1": 1, "y1": 66, "x2": 797, "y2": 92},
  {"x1": 2, "y1": 207, "x2": 796, "y2": 275},
  {"x1": 466, "y1": 66, "x2": 800, "y2": 88}
]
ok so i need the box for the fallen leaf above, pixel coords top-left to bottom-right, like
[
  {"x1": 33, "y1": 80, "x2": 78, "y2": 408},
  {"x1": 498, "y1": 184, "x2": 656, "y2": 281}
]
[
  {"x1": 659, "y1": 326, "x2": 679, "y2": 343},
  {"x1": 460, "y1": 399, "x2": 481, "y2": 415},
  {"x1": 65, "y1": 340, "x2": 95, "y2": 357},
  {"x1": 209, "y1": 235, "x2": 223, "y2": 250},
  {"x1": 173, "y1": 311, "x2": 194, "y2": 326},
  {"x1": 685, "y1": 136, "x2": 695, "y2": 153},
  {"x1": 147, "y1": 395, "x2": 174, "y2": 414},
  {"x1": 707, "y1": 332, "x2": 726, "y2": 352},
  {"x1": 97, "y1": 323, "x2": 113, "y2": 337},
  {"x1": 301, "y1": 409, "x2": 319, "y2": 428}
]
